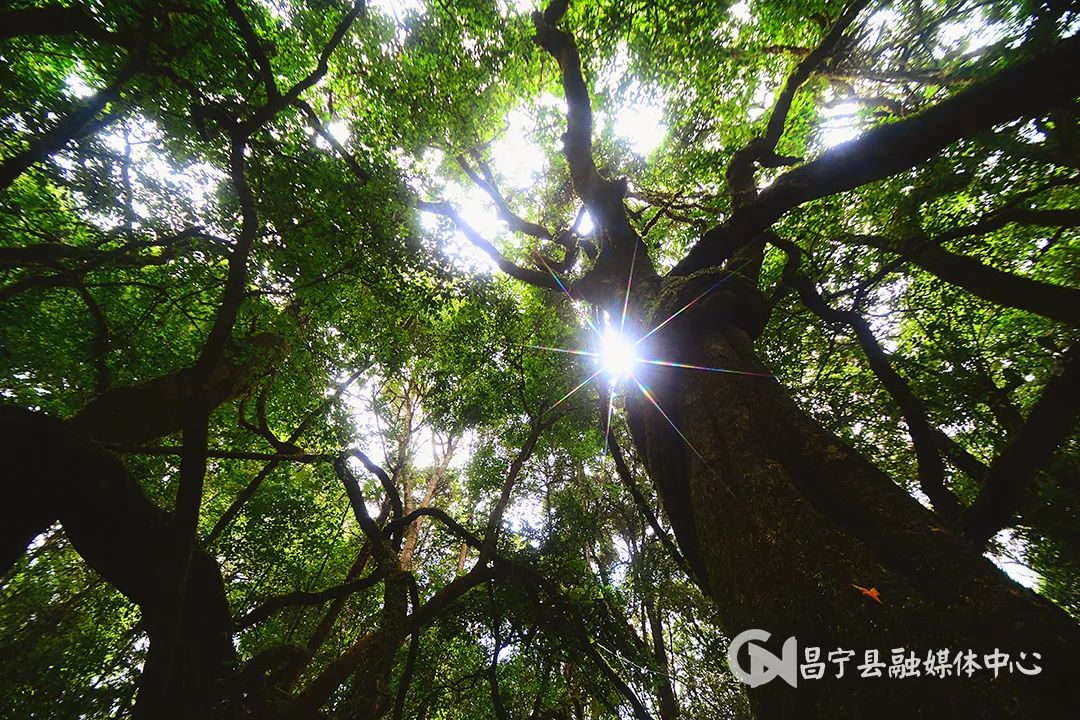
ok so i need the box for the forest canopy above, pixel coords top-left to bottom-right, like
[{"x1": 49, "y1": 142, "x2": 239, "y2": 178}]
[{"x1": 0, "y1": 0, "x2": 1078, "y2": 718}]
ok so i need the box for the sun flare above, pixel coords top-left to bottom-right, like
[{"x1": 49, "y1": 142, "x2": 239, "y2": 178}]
[{"x1": 599, "y1": 329, "x2": 638, "y2": 380}]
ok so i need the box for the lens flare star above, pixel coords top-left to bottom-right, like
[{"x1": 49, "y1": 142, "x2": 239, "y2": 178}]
[
  {"x1": 600, "y1": 329, "x2": 638, "y2": 380},
  {"x1": 528, "y1": 254, "x2": 773, "y2": 482},
  {"x1": 530, "y1": 297, "x2": 770, "y2": 425}
]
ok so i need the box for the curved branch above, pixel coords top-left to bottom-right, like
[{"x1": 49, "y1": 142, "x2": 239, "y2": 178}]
[
  {"x1": 393, "y1": 575, "x2": 422, "y2": 720},
  {"x1": 223, "y1": 0, "x2": 279, "y2": 101},
  {"x1": 481, "y1": 421, "x2": 547, "y2": 559},
  {"x1": 235, "y1": 569, "x2": 385, "y2": 630},
  {"x1": 774, "y1": 235, "x2": 963, "y2": 521},
  {"x1": 531, "y1": 6, "x2": 653, "y2": 286},
  {"x1": 206, "y1": 366, "x2": 367, "y2": 544},
  {"x1": 295, "y1": 99, "x2": 370, "y2": 183},
  {"x1": 107, "y1": 444, "x2": 333, "y2": 463},
  {"x1": 844, "y1": 231, "x2": 1080, "y2": 326},
  {"x1": 244, "y1": 0, "x2": 366, "y2": 129},
  {"x1": 727, "y1": 0, "x2": 871, "y2": 204},
  {"x1": 353, "y1": 448, "x2": 404, "y2": 521},
  {"x1": 335, "y1": 451, "x2": 400, "y2": 565},
  {"x1": 416, "y1": 199, "x2": 563, "y2": 290},
  {"x1": 70, "y1": 334, "x2": 281, "y2": 445},
  {"x1": 761, "y1": 0, "x2": 871, "y2": 153},
  {"x1": 189, "y1": 137, "x2": 259, "y2": 383},
  {"x1": 962, "y1": 348, "x2": 1080, "y2": 545},
  {"x1": 676, "y1": 34, "x2": 1080, "y2": 275},
  {"x1": 486, "y1": 582, "x2": 510, "y2": 720},
  {"x1": 457, "y1": 153, "x2": 552, "y2": 240}
]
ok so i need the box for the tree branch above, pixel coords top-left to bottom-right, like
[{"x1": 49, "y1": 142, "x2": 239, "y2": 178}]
[
  {"x1": 104, "y1": 444, "x2": 333, "y2": 463},
  {"x1": 774, "y1": 234, "x2": 963, "y2": 520},
  {"x1": 335, "y1": 451, "x2": 401, "y2": 565},
  {"x1": 675, "y1": 34, "x2": 1080, "y2": 275},
  {"x1": 0, "y1": 58, "x2": 141, "y2": 191},
  {"x1": 530, "y1": 4, "x2": 653, "y2": 290},
  {"x1": 206, "y1": 366, "x2": 368, "y2": 543},
  {"x1": 295, "y1": 99, "x2": 370, "y2": 182},
  {"x1": 481, "y1": 421, "x2": 547, "y2": 559},
  {"x1": 393, "y1": 574, "x2": 422, "y2": 720},
  {"x1": 235, "y1": 569, "x2": 385, "y2": 630},
  {"x1": 223, "y1": 0, "x2": 280, "y2": 101},
  {"x1": 727, "y1": 0, "x2": 871, "y2": 205},
  {"x1": 962, "y1": 348, "x2": 1080, "y2": 545},
  {"x1": 457, "y1": 152, "x2": 552, "y2": 240},
  {"x1": 486, "y1": 582, "x2": 511, "y2": 720},
  {"x1": 245, "y1": 0, "x2": 365, "y2": 130},
  {"x1": 842, "y1": 229, "x2": 1080, "y2": 326},
  {"x1": 0, "y1": 408, "x2": 235, "y2": 717},
  {"x1": 599, "y1": 384, "x2": 694, "y2": 583},
  {"x1": 416, "y1": 199, "x2": 564, "y2": 290}
]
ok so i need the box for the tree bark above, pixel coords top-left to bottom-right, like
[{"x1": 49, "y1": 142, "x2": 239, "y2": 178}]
[
  {"x1": 644, "y1": 599, "x2": 679, "y2": 720},
  {"x1": 622, "y1": 275, "x2": 1080, "y2": 717},
  {"x1": 0, "y1": 407, "x2": 236, "y2": 719}
]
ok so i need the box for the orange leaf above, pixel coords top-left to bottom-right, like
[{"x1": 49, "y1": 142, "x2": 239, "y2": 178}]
[{"x1": 852, "y1": 584, "x2": 883, "y2": 604}]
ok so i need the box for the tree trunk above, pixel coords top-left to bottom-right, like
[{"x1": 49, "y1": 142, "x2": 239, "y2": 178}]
[
  {"x1": 0, "y1": 407, "x2": 236, "y2": 719},
  {"x1": 623, "y1": 272, "x2": 1080, "y2": 718},
  {"x1": 645, "y1": 599, "x2": 679, "y2": 720}
]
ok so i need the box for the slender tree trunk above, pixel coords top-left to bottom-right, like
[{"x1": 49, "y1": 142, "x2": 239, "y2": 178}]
[
  {"x1": 623, "y1": 274, "x2": 1080, "y2": 718},
  {"x1": 645, "y1": 599, "x2": 679, "y2": 720}
]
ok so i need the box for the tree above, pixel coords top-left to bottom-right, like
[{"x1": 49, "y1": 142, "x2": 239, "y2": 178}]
[{"x1": 0, "y1": 0, "x2": 1077, "y2": 718}]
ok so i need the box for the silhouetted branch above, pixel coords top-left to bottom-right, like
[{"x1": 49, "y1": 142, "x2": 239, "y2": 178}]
[
  {"x1": 416, "y1": 199, "x2": 563, "y2": 290},
  {"x1": 336, "y1": 450, "x2": 401, "y2": 565},
  {"x1": 486, "y1": 582, "x2": 511, "y2": 720},
  {"x1": 840, "y1": 226, "x2": 1080, "y2": 326},
  {"x1": 727, "y1": 0, "x2": 871, "y2": 205},
  {"x1": 223, "y1": 0, "x2": 279, "y2": 100},
  {"x1": 235, "y1": 569, "x2": 386, "y2": 629},
  {"x1": 393, "y1": 575, "x2": 422, "y2": 720},
  {"x1": 295, "y1": 99, "x2": 370, "y2": 183},
  {"x1": 962, "y1": 348, "x2": 1080, "y2": 545},
  {"x1": 531, "y1": 3, "x2": 655, "y2": 297},
  {"x1": 245, "y1": 1, "x2": 365, "y2": 129},
  {"x1": 0, "y1": 58, "x2": 141, "y2": 190},
  {"x1": 774, "y1": 234, "x2": 962, "y2": 521},
  {"x1": 458, "y1": 153, "x2": 551, "y2": 240},
  {"x1": 676, "y1": 34, "x2": 1080, "y2": 275}
]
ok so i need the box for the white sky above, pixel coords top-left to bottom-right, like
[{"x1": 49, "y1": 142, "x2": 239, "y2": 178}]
[
  {"x1": 987, "y1": 529, "x2": 1042, "y2": 590},
  {"x1": 814, "y1": 4, "x2": 1014, "y2": 149}
]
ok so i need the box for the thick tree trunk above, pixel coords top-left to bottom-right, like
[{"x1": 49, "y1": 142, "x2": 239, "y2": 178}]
[
  {"x1": 0, "y1": 340, "x2": 280, "y2": 718},
  {"x1": 0, "y1": 407, "x2": 236, "y2": 719},
  {"x1": 624, "y1": 272, "x2": 1080, "y2": 718}
]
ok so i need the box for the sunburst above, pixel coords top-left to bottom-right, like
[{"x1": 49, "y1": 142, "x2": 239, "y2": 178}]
[{"x1": 530, "y1": 260, "x2": 772, "y2": 468}]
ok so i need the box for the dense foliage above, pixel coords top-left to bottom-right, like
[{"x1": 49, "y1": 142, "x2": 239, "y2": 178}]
[{"x1": 0, "y1": 0, "x2": 1076, "y2": 718}]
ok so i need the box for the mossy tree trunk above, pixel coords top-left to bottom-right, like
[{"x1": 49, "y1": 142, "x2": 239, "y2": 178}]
[{"x1": 623, "y1": 274, "x2": 1080, "y2": 717}]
